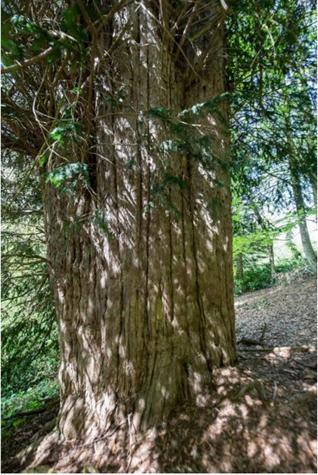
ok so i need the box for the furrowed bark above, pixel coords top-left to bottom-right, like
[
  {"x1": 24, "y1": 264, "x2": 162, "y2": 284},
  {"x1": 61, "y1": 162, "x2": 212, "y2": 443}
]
[{"x1": 42, "y1": 1, "x2": 236, "y2": 441}]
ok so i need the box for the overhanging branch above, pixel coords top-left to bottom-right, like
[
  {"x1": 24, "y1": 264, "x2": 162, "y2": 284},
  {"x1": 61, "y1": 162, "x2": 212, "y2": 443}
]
[{"x1": 1, "y1": 47, "x2": 53, "y2": 74}]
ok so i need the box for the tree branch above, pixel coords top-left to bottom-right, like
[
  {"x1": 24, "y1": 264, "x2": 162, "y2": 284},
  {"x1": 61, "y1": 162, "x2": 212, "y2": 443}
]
[{"x1": 1, "y1": 47, "x2": 53, "y2": 74}]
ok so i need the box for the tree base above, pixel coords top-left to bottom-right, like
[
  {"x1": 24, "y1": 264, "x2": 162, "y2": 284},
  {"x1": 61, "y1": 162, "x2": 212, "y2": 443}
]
[
  {"x1": 18, "y1": 380, "x2": 219, "y2": 472},
  {"x1": 14, "y1": 365, "x2": 316, "y2": 474}
]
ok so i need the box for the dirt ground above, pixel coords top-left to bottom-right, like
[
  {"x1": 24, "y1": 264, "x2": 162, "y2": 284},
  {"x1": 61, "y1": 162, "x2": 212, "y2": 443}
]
[{"x1": 2, "y1": 275, "x2": 317, "y2": 473}]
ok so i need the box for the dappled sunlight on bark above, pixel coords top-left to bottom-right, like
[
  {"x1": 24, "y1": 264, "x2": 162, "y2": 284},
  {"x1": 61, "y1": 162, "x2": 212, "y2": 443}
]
[{"x1": 38, "y1": 0, "x2": 236, "y2": 444}]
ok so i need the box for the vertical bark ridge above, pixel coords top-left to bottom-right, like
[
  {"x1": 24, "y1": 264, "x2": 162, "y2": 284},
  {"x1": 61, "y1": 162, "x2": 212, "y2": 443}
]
[
  {"x1": 185, "y1": 156, "x2": 212, "y2": 375},
  {"x1": 181, "y1": 185, "x2": 191, "y2": 340},
  {"x1": 111, "y1": 106, "x2": 122, "y2": 391},
  {"x1": 143, "y1": 42, "x2": 152, "y2": 338}
]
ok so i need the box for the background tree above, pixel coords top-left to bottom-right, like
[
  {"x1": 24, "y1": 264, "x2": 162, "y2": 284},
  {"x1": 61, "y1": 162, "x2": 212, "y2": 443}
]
[{"x1": 228, "y1": 0, "x2": 316, "y2": 275}]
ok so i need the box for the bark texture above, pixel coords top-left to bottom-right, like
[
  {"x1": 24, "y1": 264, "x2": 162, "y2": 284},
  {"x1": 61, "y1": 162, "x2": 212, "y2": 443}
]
[{"x1": 42, "y1": 1, "x2": 236, "y2": 441}]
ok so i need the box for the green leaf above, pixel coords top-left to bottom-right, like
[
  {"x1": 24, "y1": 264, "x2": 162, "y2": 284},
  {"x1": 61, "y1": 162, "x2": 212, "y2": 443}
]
[
  {"x1": 61, "y1": 5, "x2": 88, "y2": 43},
  {"x1": 148, "y1": 107, "x2": 171, "y2": 121},
  {"x1": 49, "y1": 127, "x2": 64, "y2": 142},
  {"x1": 178, "y1": 92, "x2": 231, "y2": 119},
  {"x1": 11, "y1": 15, "x2": 41, "y2": 35},
  {"x1": 49, "y1": 122, "x2": 81, "y2": 144},
  {"x1": 38, "y1": 152, "x2": 49, "y2": 167},
  {"x1": 12, "y1": 418, "x2": 25, "y2": 428},
  {"x1": 46, "y1": 163, "x2": 88, "y2": 189}
]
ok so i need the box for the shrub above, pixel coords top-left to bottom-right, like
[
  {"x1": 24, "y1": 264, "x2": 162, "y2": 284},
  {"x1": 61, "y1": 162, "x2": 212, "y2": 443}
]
[{"x1": 235, "y1": 264, "x2": 272, "y2": 295}]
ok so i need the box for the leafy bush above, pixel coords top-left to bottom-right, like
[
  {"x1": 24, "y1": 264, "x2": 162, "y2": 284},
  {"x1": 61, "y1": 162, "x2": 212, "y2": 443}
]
[
  {"x1": 1, "y1": 379, "x2": 59, "y2": 438},
  {"x1": 235, "y1": 264, "x2": 272, "y2": 295},
  {"x1": 275, "y1": 256, "x2": 307, "y2": 274},
  {"x1": 234, "y1": 255, "x2": 309, "y2": 295},
  {"x1": 2, "y1": 379, "x2": 59, "y2": 420}
]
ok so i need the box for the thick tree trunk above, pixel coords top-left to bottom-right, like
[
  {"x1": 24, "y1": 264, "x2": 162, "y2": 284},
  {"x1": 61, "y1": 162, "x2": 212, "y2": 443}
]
[
  {"x1": 42, "y1": 2, "x2": 236, "y2": 441},
  {"x1": 288, "y1": 159, "x2": 317, "y2": 273}
]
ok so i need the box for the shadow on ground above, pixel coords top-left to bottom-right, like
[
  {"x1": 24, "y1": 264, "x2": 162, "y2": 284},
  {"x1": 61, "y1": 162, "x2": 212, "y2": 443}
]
[
  {"x1": 2, "y1": 278, "x2": 317, "y2": 473},
  {"x1": 3, "y1": 347, "x2": 316, "y2": 473}
]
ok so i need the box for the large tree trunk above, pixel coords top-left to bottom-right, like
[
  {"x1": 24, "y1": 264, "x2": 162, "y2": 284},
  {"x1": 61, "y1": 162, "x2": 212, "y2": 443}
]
[
  {"x1": 288, "y1": 159, "x2": 317, "y2": 273},
  {"x1": 42, "y1": 2, "x2": 236, "y2": 441}
]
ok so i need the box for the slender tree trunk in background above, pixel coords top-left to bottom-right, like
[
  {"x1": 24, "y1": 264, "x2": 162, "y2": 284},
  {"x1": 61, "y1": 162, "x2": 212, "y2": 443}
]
[
  {"x1": 235, "y1": 253, "x2": 244, "y2": 284},
  {"x1": 250, "y1": 201, "x2": 276, "y2": 281},
  {"x1": 42, "y1": 2, "x2": 236, "y2": 441},
  {"x1": 268, "y1": 243, "x2": 275, "y2": 283},
  {"x1": 286, "y1": 228, "x2": 301, "y2": 259},
  {"x1": 309, "y1": 172, "x2": 317, "y2": 215},
  {"x1": 288, "y1": 159, "x2": 317, "y2": 273}
]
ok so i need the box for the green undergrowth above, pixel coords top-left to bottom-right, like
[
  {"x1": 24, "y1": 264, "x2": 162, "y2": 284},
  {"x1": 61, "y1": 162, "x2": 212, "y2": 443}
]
[
  {"x1": 1, "y1": 379, "x2": 59, "y2": 438},
  {"x1": 234, "y1": 263, "x2": 272, "y2": 295},
  {"x1": 234, "y1": 255, "x2": 309, "y2": 295},
  {"x1": 274, "y1": 255, "x2": 307, "y2": 274}
]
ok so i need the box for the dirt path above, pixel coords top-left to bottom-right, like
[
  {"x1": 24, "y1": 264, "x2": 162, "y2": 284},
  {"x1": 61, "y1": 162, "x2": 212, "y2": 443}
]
[{"x1": 2, "y1": 277, "x2": 317, "y2": 473}]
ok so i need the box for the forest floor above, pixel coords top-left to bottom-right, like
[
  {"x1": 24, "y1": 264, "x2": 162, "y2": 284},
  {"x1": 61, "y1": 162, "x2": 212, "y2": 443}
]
[{"x1": 2, "y1": 274, "x2": 317, "y2": 473}]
